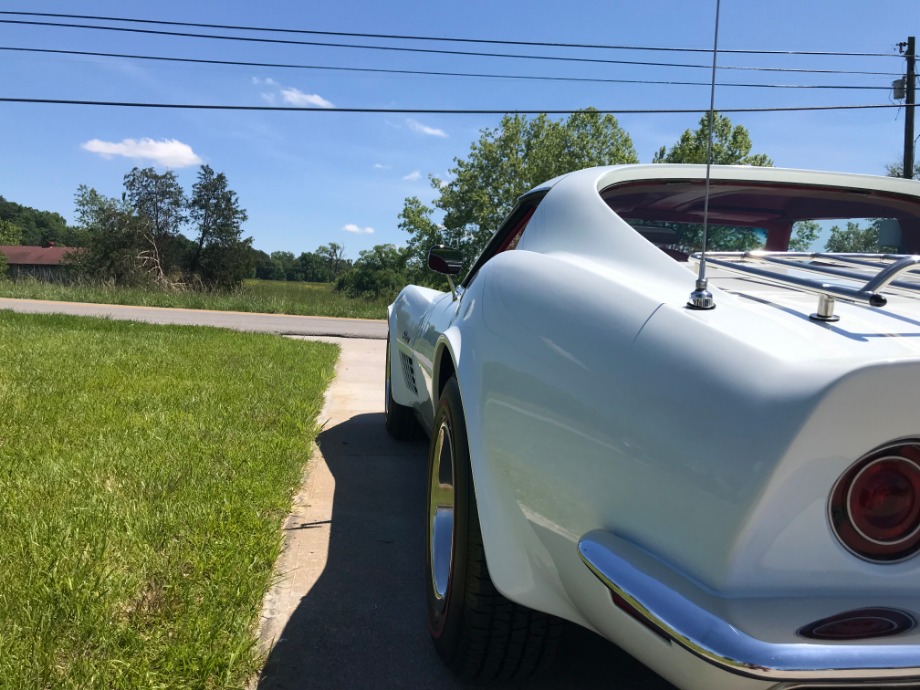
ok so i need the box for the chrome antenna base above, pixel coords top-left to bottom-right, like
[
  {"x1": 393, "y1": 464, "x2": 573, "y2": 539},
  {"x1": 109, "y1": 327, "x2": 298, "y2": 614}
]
[
  {"x1": 687, "y1": 278, "x2": 715, "y2": 310},
  {"x1": 810, "y1": 293, "x2": 840, "y2": 322}
]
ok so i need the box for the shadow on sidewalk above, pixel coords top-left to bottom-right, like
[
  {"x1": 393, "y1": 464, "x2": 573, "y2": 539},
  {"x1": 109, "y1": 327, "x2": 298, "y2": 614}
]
[{"x1": 257, "y1": 412, "x2": 675, "y2": 690}]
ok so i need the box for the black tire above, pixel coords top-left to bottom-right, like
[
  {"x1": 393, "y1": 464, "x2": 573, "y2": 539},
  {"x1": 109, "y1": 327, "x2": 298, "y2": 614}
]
[
  {"x1": 426, "y1": 377, "x2": 562, "y2": 681},
  {"x1": 385, "y1": 332, "x2": 422, "y2": 440}
]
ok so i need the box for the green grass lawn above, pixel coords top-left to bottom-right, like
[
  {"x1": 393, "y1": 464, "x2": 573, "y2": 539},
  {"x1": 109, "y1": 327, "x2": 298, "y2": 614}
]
[
  {"x1": 0, "y1": 311, "x2": 338, "y2": 690},
  {"x1": 0, "y1": 278, "x2": 391, "y2": 320}
]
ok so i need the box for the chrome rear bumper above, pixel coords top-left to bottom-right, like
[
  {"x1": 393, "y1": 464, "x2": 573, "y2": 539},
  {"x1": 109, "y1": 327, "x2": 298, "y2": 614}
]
[{"x1": 578, "y1": 530, "x2": 920, "y2": 684}]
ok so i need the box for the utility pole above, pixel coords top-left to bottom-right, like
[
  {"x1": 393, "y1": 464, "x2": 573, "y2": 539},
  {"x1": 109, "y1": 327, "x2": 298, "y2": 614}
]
[{"x1": 902, "y1": 36, "x2": 915, "y2": 180}]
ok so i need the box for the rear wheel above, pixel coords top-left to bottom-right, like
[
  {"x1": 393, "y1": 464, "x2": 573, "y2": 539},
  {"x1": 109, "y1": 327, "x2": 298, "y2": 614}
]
[
  {"x1": 385, "y1": 332, "x2": 422, "y2": 440},
  {"x1": 426, "y1": 377, "x2": 561, "y2": 681}
]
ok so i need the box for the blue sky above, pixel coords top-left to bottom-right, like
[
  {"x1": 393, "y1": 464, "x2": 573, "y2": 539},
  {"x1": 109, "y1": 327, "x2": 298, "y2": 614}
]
[{"x1": 0, "y1": 1, "x2": 916, "y2": 258}]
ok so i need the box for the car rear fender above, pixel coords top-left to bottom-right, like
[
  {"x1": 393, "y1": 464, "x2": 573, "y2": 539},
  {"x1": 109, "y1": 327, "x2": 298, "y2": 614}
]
[
  {"x1": 434, "y1": 313, "x2": 575, "y2": 624},
  {"x1": 452, "y1": 251, "x2": 670, "y2": 627}
]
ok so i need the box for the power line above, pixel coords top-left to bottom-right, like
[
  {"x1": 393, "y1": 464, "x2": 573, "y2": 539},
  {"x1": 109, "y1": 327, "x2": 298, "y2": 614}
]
[
  {"x1": 0, "y1": 46, "x2": 893, "y2": 91},
  {"x1": 0, "y1": 19, "x2": 903, "y2": 77},
  {"x1": 0, "y1": 10, "x2": 901, "y2": 58},
  {"x1": 0, "y1": 97, "x2": 912, "y2": 114}
]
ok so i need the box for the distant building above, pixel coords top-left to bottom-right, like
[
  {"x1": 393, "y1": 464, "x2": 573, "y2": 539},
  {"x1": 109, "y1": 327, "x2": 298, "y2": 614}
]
[{"x1": 0, "y1": 242, "x2": 80, "y2": 281}]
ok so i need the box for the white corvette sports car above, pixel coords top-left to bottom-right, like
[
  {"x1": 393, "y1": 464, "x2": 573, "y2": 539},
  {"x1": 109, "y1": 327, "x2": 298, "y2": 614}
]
[{"x1": 385, "y1": 164, "x2": 920, "y2": 690}]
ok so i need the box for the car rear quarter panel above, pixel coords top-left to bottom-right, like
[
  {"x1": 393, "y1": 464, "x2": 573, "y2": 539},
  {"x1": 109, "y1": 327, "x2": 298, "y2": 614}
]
[
  {"x1": 460, "y1": 248, "x2": 920, "y2": 636},
  {"x1": 456, "y1": 248, "x2": 675, "y2": 623}
]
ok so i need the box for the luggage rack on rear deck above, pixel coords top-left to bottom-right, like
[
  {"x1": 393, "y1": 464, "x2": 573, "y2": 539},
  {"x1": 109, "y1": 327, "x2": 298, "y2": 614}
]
[{"x1": 689, "y1": 251, "x2": 920, "y2": 322}]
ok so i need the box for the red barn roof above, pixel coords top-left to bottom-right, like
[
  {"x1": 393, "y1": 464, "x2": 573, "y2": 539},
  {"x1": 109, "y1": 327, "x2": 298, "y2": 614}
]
[{"x1": 0, "y1": 245, "x2": 79, "y2": 266}]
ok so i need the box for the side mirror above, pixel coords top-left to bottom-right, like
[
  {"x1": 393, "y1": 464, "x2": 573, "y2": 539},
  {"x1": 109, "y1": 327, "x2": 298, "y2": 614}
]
[{"x1": 427, "y1": 246, "x2": 463, "y2": 276}]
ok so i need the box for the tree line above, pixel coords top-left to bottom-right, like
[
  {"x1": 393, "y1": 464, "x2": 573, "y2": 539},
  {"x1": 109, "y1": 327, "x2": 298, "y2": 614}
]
[
  {"x1": 253, "y1": 243, "x2": 351, "y2": 283},
  {"x1": 0, "y1": 197, "x2": 77, "y2": 246}
]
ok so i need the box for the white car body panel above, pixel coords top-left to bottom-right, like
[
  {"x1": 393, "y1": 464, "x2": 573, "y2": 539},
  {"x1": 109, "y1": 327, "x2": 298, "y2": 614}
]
[{"x1": 389, "y1": 165, "x2": 920, "y2": 689}]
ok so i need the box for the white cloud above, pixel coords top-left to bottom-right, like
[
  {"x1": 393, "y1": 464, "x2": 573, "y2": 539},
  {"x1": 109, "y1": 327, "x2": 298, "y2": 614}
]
[
  {"x1": 402, "y1": 170, "x2": 421, "y2": 181},
  {"x1": 281, "y1": 88, "x2": 334, "y2": 108},
  {"x1": 342, "y1": 223, "x2": 374, "y2": 235},
  {"x1": 81, "y1": 138, "x2": 203, "y2": 168},
  {"x1": 252, "y1": 77, "x2": 334, "y2": 108},
  {"x1": 253, "y1": 77, "x2": 280, "y2": 103},
  {"x1": 373, "y1": 163, "x2": 391, "y2": 170},
  {"x1": 407, "y1": 119, "x2": 448, "y2": 138}
]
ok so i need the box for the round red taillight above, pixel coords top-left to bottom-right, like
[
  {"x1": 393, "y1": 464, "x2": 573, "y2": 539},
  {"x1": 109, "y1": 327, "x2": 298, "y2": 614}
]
[{"x1": 830, "y1": 443, "x2": 920, "y2": 562}]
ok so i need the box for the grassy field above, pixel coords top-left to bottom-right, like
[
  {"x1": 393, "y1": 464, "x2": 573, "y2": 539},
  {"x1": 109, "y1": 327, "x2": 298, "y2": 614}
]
[
  {"x1": 0, "y1": 278, "x2": 391, "y2": 320},
  {"x1": 0, "y1": 312, "x2": 338, "y2": 689}
]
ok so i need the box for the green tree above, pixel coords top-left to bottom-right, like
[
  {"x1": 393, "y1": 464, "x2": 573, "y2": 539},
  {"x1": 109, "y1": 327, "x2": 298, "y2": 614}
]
[
  {"x1": 399, "y1": 109, "x2": 638, "y2": 269},
  {"x1": 187, "y1": 165, "x2": 252, "y2": 288},
  {"x1": 294, "y1": 250, "x2": 336, "y2": 282},
  {"x1": 296, "y1": 251, "x2": 327, "y2": 282},
  {"x1": 123, "y1": 167, "x2": 187, "y2": 282},
  {"x1": 250, "y1": 248, "x2": 275, "y2": 279},
  {"x1": 886, "y1": 161, "x2": 920, "y2": 179},
  {"x1": 0, "y1": 218, "x2": 23, "y2": 245},
  {"x1": 71, "y1": 185, "x2": 149, "y2": 285},
  {"x1": 0, "y1": 219, "x2": 20, "y2": 278},
  {"x1": 0, "y1": 196, "x2": 75, "y2": 246},
  {"x1": 336, "y1": 244, "x2": 409, "y2": 298},
  {"x1": 789, "y1": 220, "x2": 821, "y2": 252},
  {"x1": 270, "y1": 251, "x2": 298, "y2": 281},
  {"x1": 652, "y1": 112, "x2": 773, "y2": 166},
  {"x1": 825, "y1": 221, "x2": 880, "y2": 253},
  {"x1": 316, "y1": 242, "x2": 348, "y2": 280},
  {"x1": 648, "y1": 113, "x2": 773, "y2": 253},
  {"x1": 399, "y1": 197, "x2": 444, "y2": 285},
  {"x1": 194, "y1": 238, "x2": 254, "y2": 289}
]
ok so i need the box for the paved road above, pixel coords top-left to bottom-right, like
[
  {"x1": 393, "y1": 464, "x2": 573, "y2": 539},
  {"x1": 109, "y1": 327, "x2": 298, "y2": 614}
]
[{"x1": 0, "y1": 297, "x2": 388, "y2": 339}]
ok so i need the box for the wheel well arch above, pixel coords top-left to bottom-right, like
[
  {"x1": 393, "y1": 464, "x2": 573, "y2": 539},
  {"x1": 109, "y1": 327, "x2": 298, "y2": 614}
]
[{"x1": 434, "y1": 342, "x2": 457, "y2": 402}]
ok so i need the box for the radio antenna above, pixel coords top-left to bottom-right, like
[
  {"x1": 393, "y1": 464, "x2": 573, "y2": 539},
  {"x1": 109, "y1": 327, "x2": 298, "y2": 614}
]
[{"x1": 688, "y1": 0, "x2": 721, "y2": 310}]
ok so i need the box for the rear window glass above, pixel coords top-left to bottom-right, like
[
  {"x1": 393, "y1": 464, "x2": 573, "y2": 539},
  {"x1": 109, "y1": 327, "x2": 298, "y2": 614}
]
[{"x1": 602, "y1": 179, "x2": 920, "y2": 255}]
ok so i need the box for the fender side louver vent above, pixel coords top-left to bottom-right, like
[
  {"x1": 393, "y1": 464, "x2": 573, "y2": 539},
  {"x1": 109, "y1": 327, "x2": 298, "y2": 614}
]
[{"x1": 400, "y1": 352, "x2": 418, "y2": 395}]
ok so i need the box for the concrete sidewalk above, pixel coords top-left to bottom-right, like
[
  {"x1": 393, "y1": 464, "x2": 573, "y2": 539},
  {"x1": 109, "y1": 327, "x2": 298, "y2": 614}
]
[
  {"x1": 254, "y1": 336, "x2": 457, "y2": 689},
  {"x1": 256, "y1": 337, "x2": 393, "y2": 661}
]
